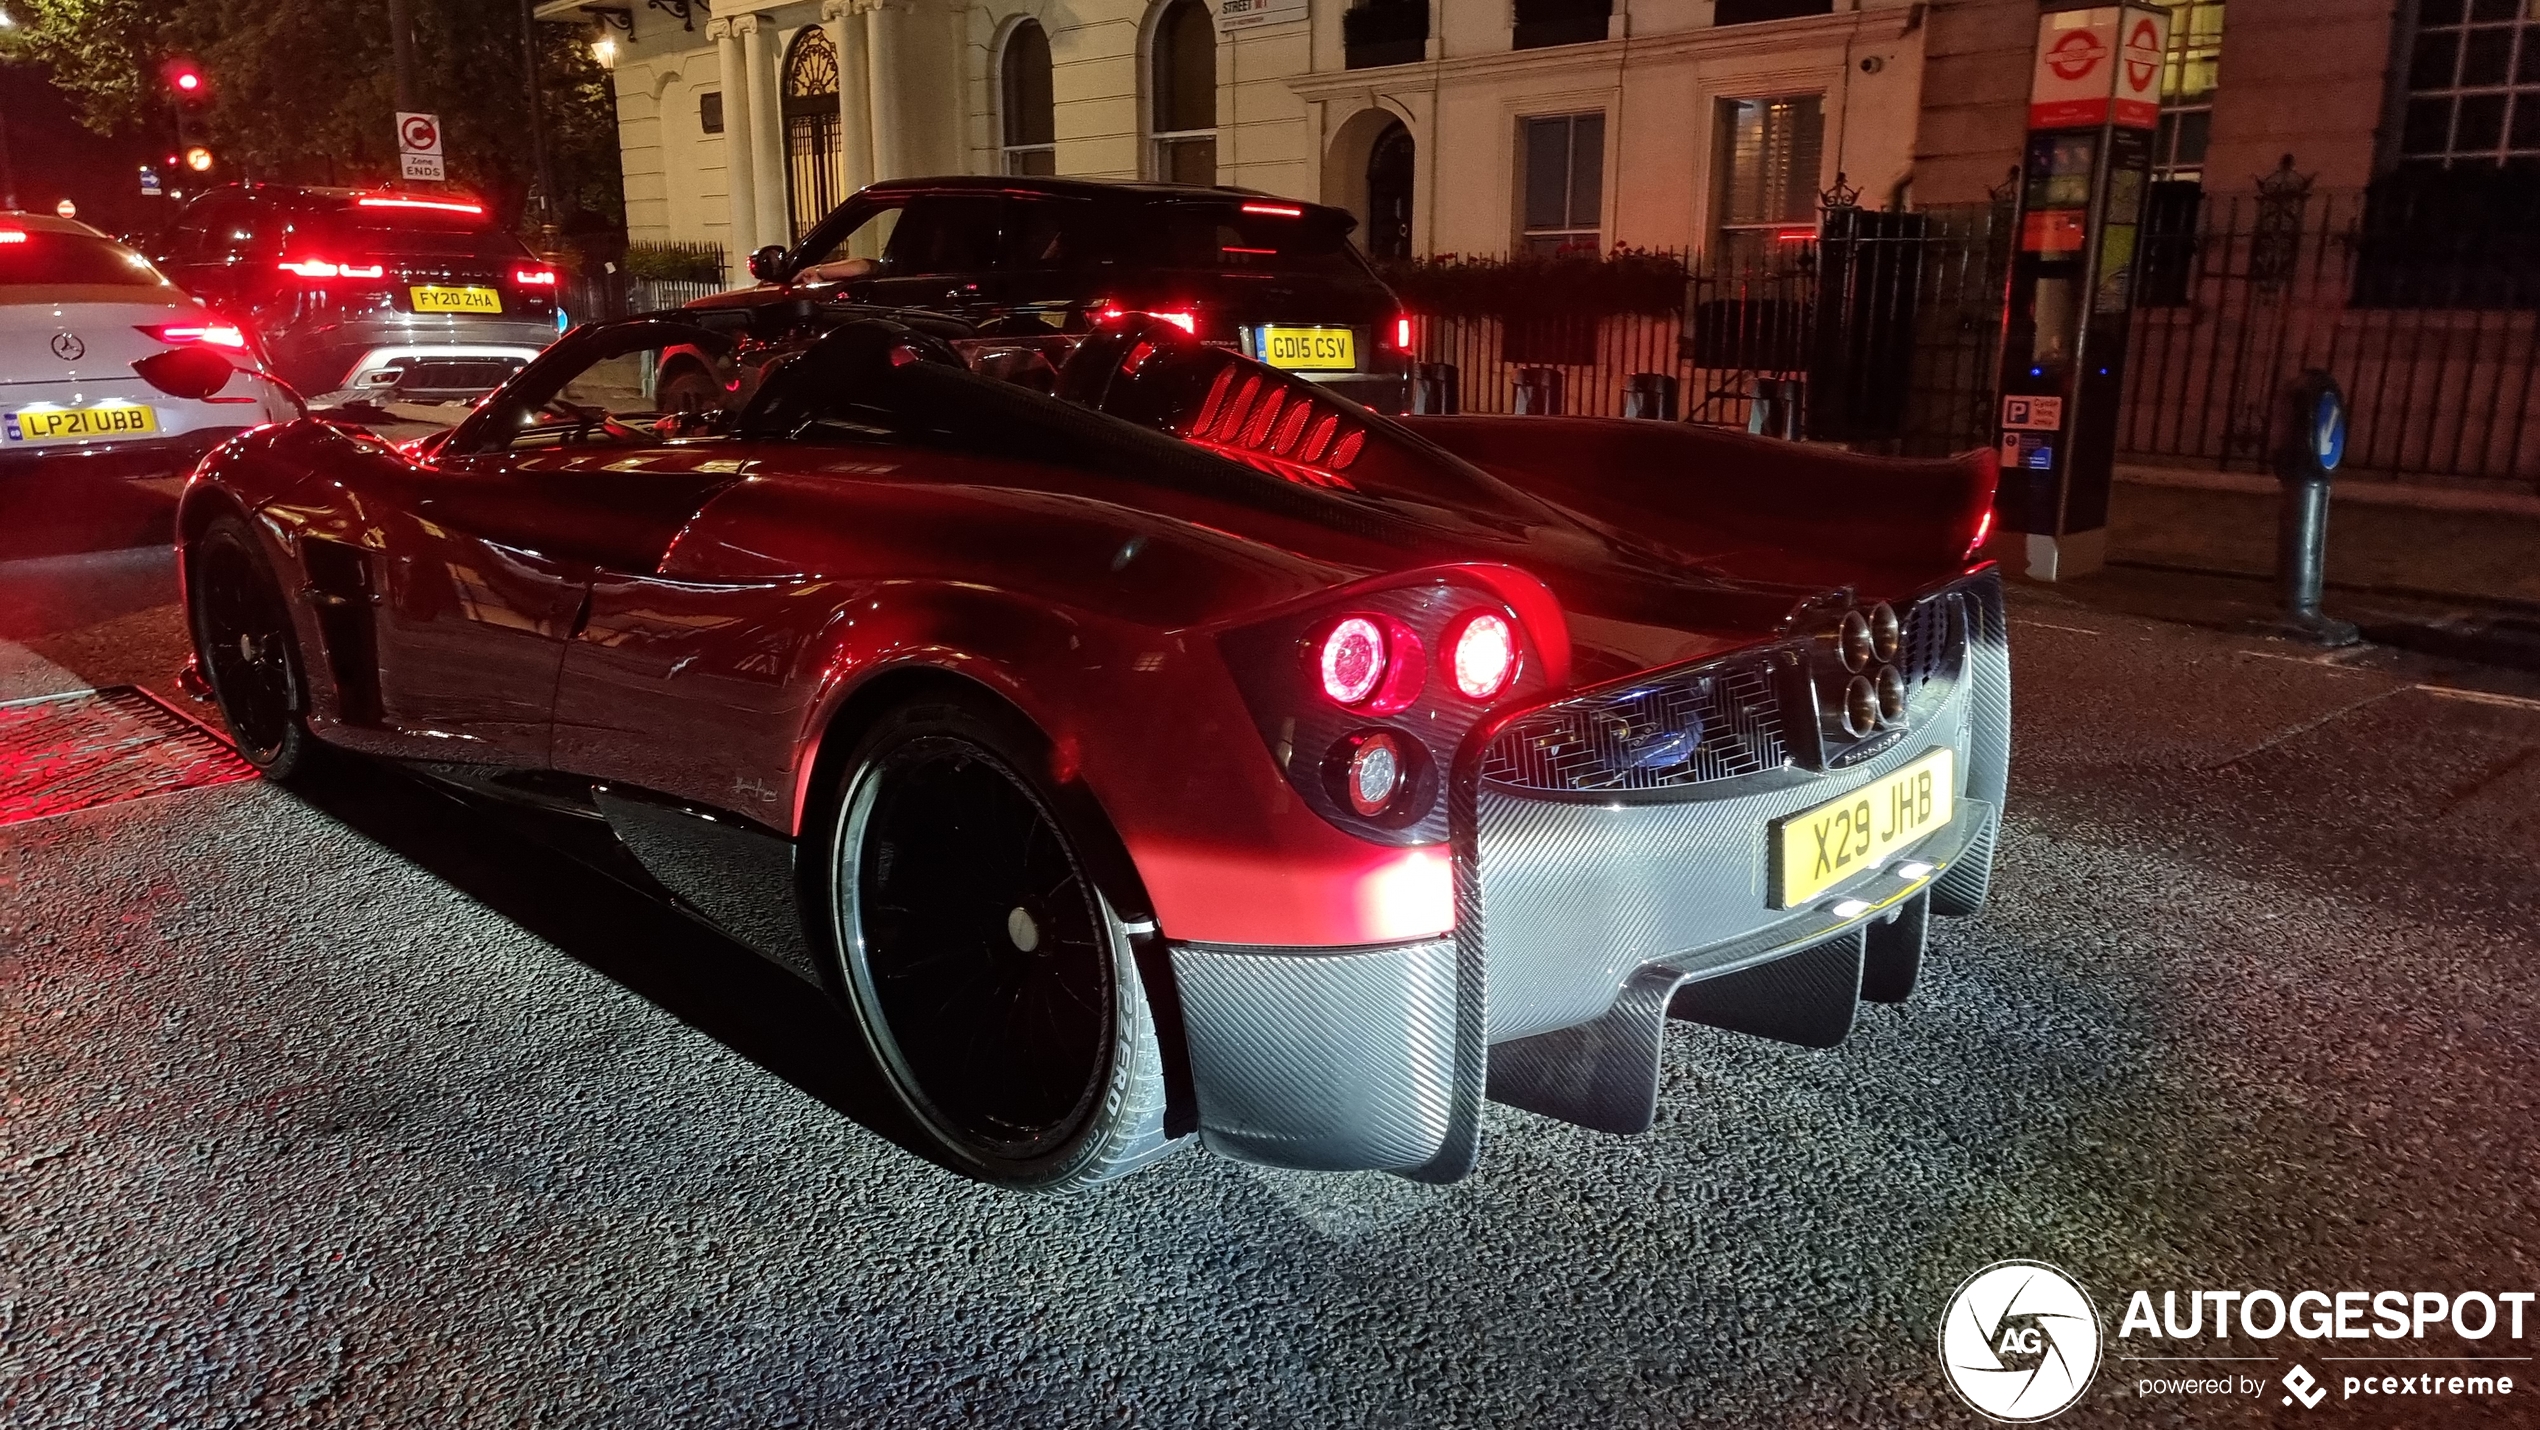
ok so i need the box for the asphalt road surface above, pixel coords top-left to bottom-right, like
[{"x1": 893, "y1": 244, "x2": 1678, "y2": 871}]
[{"x1": 3, "y1": 549, "x2": 2536, "y2": 1428}]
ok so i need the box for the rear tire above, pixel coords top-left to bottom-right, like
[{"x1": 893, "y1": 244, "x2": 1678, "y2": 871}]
[
  {"x1": 656, "y1": 365, "x2": 724, "y2": 415},
  {"x1": 824, "y1": 694, "x2": 1183, "y2": 1191},
  {"x1": 187, "y1": 514, "x2": 317, "y2": 780}
]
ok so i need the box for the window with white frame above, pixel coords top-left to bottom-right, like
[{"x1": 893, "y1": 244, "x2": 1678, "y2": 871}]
[
  {"x1": 1151, "y1": 0, "x2": 1217, "y2": 184},
  {"x1": 1520, "y1": 112, "x2": 1604, "y2": 255},
  {"x1": 2152, "y1": 1, "x2": 2224, "y2": 182},
  {"x1": 1713, "y1": 94, "x2": 1823, "y2": 266},
  {"x1": 1002, "y1": 20, "x2": 1056, "y2": 176},
  {"x1": 2399, "y1": 0, "x2": 2540, "y2": 165}
]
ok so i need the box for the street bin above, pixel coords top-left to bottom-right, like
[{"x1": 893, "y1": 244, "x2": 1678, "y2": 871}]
[
  {"x1": 1747, "y1": 376, "x2": 1802, "y2": 439},
  {"x1": 1514, "y1": 366, "x2": 1564, "y2": 415},
  {"x1": 1624, "y1": 372, "x2": 1680, "y2": 421},
  {"x1": 1412, "y1": 362, "x2": 1460, "y2": 415}
]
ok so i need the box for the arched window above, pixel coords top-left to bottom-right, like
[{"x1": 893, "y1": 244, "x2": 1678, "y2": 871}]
[
  {"x1": 782, "y1": 26, "x2": 843, "y2": 241},
  {"x1": 1149, "y1": 0, "x2": 1216, "y2": 184},
  {"x1": 1001, "y1": 21, "x2": 1056, "y2": 175}
]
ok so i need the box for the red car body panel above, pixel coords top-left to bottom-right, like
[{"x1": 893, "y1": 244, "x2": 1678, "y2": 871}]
[{"x1": 178, "y1": 326, "x2": 1996, "y2": 953}]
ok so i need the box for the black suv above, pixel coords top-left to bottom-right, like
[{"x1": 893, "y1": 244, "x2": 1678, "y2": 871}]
[
  {"x1": 147, "y1": 184, "x2": 561, "y2": 401},
  {"x1": 667, "y1": 176, "x2": 1410, "y2": 412}
]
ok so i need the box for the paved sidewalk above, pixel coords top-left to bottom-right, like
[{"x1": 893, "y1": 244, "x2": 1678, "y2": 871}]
[{"x1": 2107, "y1": 462, "x2": 2540, "y2": 608}]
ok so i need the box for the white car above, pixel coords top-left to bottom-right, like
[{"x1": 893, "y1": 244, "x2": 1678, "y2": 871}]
[{"x1": 1, "y1": 214, "x2": 298, "y2": 553}]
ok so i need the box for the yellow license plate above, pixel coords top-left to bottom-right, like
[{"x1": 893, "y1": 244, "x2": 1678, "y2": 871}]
[
  {"x1": 4, "y1": 403, "x2": 160, "y2": 444},
  {"x1": 1260, "y1": 326, "x2": 1356, "y2": 371},
  {"x1": 1772, "y1": 748, "x2": 1955, "y2": 908},
  {"x1": 411, "y1": 285, "x2": 502, "y2": 314}
]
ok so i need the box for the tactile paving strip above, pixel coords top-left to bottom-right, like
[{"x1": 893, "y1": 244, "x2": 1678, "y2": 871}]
[{"x1": 0, "y1": 686, "x2": 257, "y2": 828}]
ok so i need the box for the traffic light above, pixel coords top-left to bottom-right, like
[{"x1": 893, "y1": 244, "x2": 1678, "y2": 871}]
[{"x1": 163, "y1": 59, "x2": 214, "y2": 174}]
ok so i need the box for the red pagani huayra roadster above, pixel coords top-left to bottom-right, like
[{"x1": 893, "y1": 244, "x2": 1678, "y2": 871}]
[{"x1": 177, "y1": 314, "x2": 2009, "y2": 1190}]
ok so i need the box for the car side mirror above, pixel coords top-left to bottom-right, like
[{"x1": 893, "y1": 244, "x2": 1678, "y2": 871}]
[
  {"x1": 748, "y1": 245, "x2": 790, "y2": 284},
  {"x1": 131, "y1": 346, "x2": 235, "y2": 401}
]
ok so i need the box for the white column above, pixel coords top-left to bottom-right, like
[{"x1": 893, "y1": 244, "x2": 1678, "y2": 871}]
[
  {"x1": 866, "y1": 2, "x2": 908, "y2": 183},
  {"x1": 742, "y1": 15, "x2": 793, "y2": 248},
  {"x1": 710, "y1": 18, "x2": 759, "y2": 268},
  {"x1": 824, "y1": 0, "x2": 876, "y2": 195}
]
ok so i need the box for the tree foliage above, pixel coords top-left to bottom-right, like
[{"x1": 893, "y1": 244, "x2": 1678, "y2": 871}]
[{"x1": 1, "y1": 0, "x2": 622, "y2": 235}]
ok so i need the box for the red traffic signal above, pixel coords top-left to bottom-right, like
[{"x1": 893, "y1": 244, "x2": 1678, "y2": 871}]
[{"x1": 161, "y1": 59, "x2": 209, "y2": 98}]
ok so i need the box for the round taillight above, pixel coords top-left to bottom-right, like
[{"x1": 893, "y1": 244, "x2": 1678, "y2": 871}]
[
  {"x1": 1318, "y1": 616, "x2": 1386, "y2": 705},
  {"x1": 1448, "y1": 611, "x2": 1517, "y2": 701},
  {"x1": 1344, "y1": 733, "x2": 1404, "y2": 817}
]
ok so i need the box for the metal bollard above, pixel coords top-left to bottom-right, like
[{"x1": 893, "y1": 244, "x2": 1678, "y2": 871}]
[
  {"x1": 1514, "y1": 366, "x2": 1563, "y2": 415},
  {"x1": 2265, "y1": 370, "x2": 2360, "y2": 646},
  {"x1": 1623, "y1": 372, "x2": 1679, "y2": 421},
  {"x1": 1747, "y1": 377, "x2": 1802, "y2": 439},
  {"x1": 1412, "y1": 361, "x2": 1460, "y2": 415}
]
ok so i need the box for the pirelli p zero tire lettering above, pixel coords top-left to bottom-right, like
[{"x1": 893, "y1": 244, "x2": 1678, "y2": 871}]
[
  {"x1": 187, "y1": 514, "x2": 316, "y2": 780},
  {"x1": 825, "y1": 694, "x2": 1183, "y2": 1191}
]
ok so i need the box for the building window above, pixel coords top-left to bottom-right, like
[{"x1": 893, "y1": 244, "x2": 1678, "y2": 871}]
[
  {"x1": 1511, "y1": 0, "x2": 1610, "y2": 51},
  {"x1": 1343, "y1": 0, "x2": 1428, "y2": 70},
  {"x1": 1151, "y1": 0, "x2": 1217, "y2": 184},
  {"x1": 2399, "y1": 0, "x2": 2540, "y2": 165},
  {"x1": 1713, "y1": 0, "x2": 1831, "y2": 24},
  {"x1": 782, "y1": 27, "x2": 844, "y2": 244},
  {"x1": 700, "y1": 91, "x2": 725, "y2": 134},
  {"x1": 1713, "y1": 94, "x2": 1823, "y2": 266},
  {"x1": 1520, "y1": 112, "x2": 1604, "y2": 254},
  {"x1": 1002, "y1": 21, "x2": 1057, "y2": 175},
  {"x1": 2152, "y1": 2, "x2": 2224, "y2": 182}
]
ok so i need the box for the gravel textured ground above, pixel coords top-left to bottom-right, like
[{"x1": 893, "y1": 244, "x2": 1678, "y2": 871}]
[{"x1": 2, "y1": 559, "x2": 2535, "y2": 1428}]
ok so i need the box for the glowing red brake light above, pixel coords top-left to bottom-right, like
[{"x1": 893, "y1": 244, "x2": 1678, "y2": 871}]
[
  {"x1": 1394, "y1": 316, "x2": 1413, "y2": 350},
  {"x1": 1319, "y1": 616, "x2": 1387, "y2": 705},
  {"x1": 357, "y1": 195, "x2": 485, "y2": 215},
  {"x1": 1447, "y1": 611, "x2": 1518, "y2": 700},
  {"x1": 1093, "y1": 303, "x2": 1197, "y2": 335},
  {"x1": 513, "y1": 267, "x2": 558, "y2": 286},
  {"x1": 278, "y1": 257, "x2": 385, "y2": 280},
  {"x1": 139, "y1": 322, "x2": 247, "y2": 349},
  {"x1": 0, "y1": 230, "x2": 27, "y2": 245},
  {"x1": 1241, "y1": 202, "x2": 1304, "y2": 218}
]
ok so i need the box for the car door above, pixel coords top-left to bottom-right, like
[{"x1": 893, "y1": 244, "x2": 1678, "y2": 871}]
[
  {"x1": 859, "y1": 193, "x2": 1012, "y2": 322},
  {"x1": 371, "y1": 326, "x2": 743, "y2": 765}
]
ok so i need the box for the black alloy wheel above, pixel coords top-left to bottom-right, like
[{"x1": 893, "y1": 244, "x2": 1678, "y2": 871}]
[
  {"x1": 829, "y1": 696, "x2": 1179, "y2": 1190},
  {"x1": 188, "y1": 515, "x2": 312, "y2": 777}
]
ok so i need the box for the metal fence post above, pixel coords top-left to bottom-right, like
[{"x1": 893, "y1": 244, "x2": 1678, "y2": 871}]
[
  {"x1": 1624, "y1": 372, "x2": 1678, "y2": 420},
  {"x1": 1748, "y1": 377, "x2": 1801, "y2": 438}
]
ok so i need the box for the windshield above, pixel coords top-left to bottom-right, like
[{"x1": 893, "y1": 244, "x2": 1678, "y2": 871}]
[{"x1": 0, "y1": 230, "x2": 170, "y2": 288}]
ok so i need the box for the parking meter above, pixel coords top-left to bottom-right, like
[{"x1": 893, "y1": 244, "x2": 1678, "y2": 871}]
[{"x1": 2266, "y1": 370, "x2": 2359, "y2": 646}]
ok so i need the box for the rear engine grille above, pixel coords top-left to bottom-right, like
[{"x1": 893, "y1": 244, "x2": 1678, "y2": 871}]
[
  {"x1": 1481, "y1": 655, "x2": 1790, "y2": 795},
  {"x1": 1479, "y1": 592, "x2": 1964, "y2": 797}
]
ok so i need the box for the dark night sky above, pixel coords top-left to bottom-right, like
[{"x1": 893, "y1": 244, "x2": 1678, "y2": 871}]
[{"x1": 2, "y1": 61, "x2": 174, "y2": 241}]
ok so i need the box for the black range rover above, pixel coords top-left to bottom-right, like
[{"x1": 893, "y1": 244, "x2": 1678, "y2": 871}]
[{"x1": 667, "y1": 176, "x2": 1411, "y2": 413}]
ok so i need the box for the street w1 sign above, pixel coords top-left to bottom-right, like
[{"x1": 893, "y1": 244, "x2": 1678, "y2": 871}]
[{"x1": 396, "y1": 110, "x2": 445, "y2": 182}]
